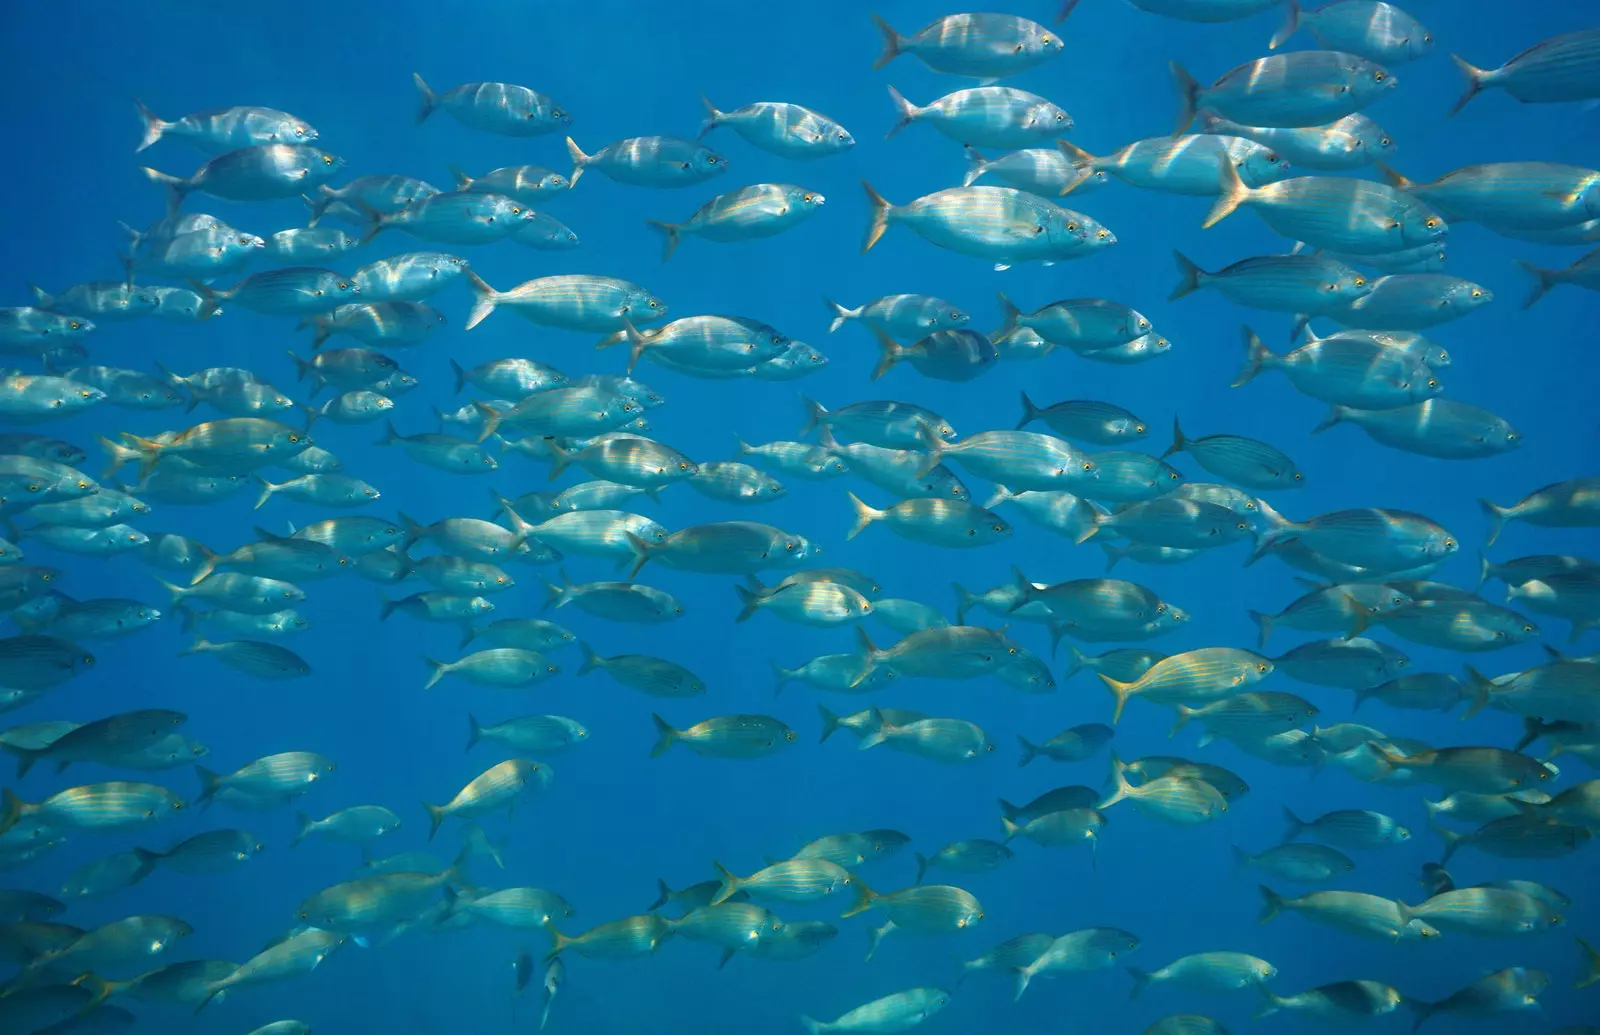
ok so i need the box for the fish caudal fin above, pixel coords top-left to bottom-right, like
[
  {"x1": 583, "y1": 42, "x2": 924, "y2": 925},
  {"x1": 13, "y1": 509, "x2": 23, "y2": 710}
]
[
  {"x1": 1257, "y1": 884, "x2": 1285, "y2": 924},
  {"x1": 423, "y1": 801, "x2": 447, "y2": 840},
  {"x1": 1232, "y1": 326, "x2": 1277, "y2": 387},
  {"x1": 697, "y1": 94, "x2": 723, "y2": 139},
  {"x1": 962, "y1": 146, "x2": 989, "y2": 187},
  {"x1": 709, "y1": 860, "x2": 739, "y2": 906},
  {"x1": 1016, "y1": 736, "x2": 1038, "y2": 768},
  {"x1": 1268, "y1": 0, "x2": 1301, "y2": 49},
  {"x1": 1446, "y1": 54, "x2": 1487, "y2": 117},
  {"x1": 462, "y1": 269, "x2": 500, "y2": 331},
  {"x1": 1515, "y1": 259, "x2": 1557, "y2": 309},
  {"x1": 869, "y1": 13, "x2": 904, "y2": 70},
  {"x1": 412, "y1": 73, "x2": 437, "y2": 123},
  {"x1": 1169, "y1": 250, "x2": 1203, "y2": 300},
  {"x1": 1478, "y1": 497, "x2": 1507, "y2": 547},
  {"x1": 861, "y1": 180, "x2": 893, "y2": 252},
  {"x1": 824, "y1": 298, "x2": 858, "y2": 334},
  {"x1": 1099, "y1": 674, "x2": 1136, "y2": 724},
  {"x1": 868, "y1": 327, "x2": 903, "y2": 380},
  {"x1": 649, "y1": 713, "x2": 678, "y2": 758},
  {"x1": 564, "y1": 137, "x2": 590, "y2": 188},
  {"x1": 134, "y1": 99, "x2": 168, "y2": 153},
  {"x1": 645, "y1": 220, "x2": 682, "y2": 263},
  {"x1": 1281, "y1": 806, "x2": 1306, "y2": 842},
  {"x1": 1203, "y1": 158, "x2": 1251, "y2": 229},
  {"x1": 884, "y1": 85, "x2": 918, "y2": 139},
  {"x1": 1126, "y1": 966, "x2": 1153, "y2": 1000},
  {"x1": 844, "y1": 492, "x2": 881, "y2": 540},
  {"x1": 1169, "y1": 60, "x2": 1202, "y2": 135}
]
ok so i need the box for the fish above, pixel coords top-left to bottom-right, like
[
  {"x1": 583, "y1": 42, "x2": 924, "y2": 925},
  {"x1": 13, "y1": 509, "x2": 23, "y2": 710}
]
[
  {"x1": 871, "y1": 12, "x2": 1061, "y2": 78},
  {"x1": 1480, "y1": 478, "x2": 1600, "y2": 546},
  {"x1": 862, "y1": 182, "x2": 1113, "y2": 268},
  {"x1": 1271, "y1": 1, "x2": 1434, "y2": 64},
  {"x1": 1128, "y1": 951, "x2": 1276, "y2": 998},
  {"x1": 799, "y1": 987, "x2": 949, "y2": 1034},
  {"x1": 1165, "y1": 417, "x2": 1304, "y2": 489},
  {"x1": 134, "y1": 101, "x2": 317, "y2": 153},
  {"x1": 1449, "y1": 29, "x2": 1600, "y2": 115},
  {"x1": 823, "y1": 299, "x2": 970, "y2": 341},
  {"x1": 698, "y1": 97, "x2": 854, "y2": 158},
  {"x1": 1410, "y1": 967, "x2": 1549, "y2": 1029},
  {"x1": 1062, "y1": 135, "x2": 1290, "y2": 195},
  {"x1": 142, "y1": 144, "x2": 344, "y2": 215},
  {"x1": 1231, "y1": 842, "x2": 1354, "y2": 882},
  {"x1": 1207, "y1": 163, "x2": 1447, "y2": 253},
  {"x1": 566, "y1": 135, "x2": 726, "y2": 188},
  {"x1": 887, "y1": 85, "x2": 1071, "y2": 150},
  {"x1": 1172, "y1": 51, "x2": 1397, "y2": 133},
  {"x1": 651, "y1": 714, "x2": 796, "y2": 758},
  {"x1": 647, "y1": 184, "x2": 823, "y2": 260},
  {"x1": 422, "y1": 759, "x2": 548, "y2": 838},
  {"x1": 412, "y1": 74, "x2": 569, "y2": 136},
  {"x1": 1257, "y1": 885, "x2": 1438, "y2": 941}
]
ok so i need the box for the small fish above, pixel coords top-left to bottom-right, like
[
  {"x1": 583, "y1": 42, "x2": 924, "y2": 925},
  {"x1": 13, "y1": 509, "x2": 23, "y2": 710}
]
[
  {"x1": 698, "y1": 97, "x2": 854, "y2": 159},
  {"x1": 1172, "y1": 51, "x2": 1397, "y2": 133},
  {"x1": 566, "y1": 135, "x2": 726, "y2": 189},
  {"x1": 871, "y1": 11, "x2": 1062, "y2": 79},
  {"x1": 413, "y1": 74, "x2": 569, "y2": 136},
  {"x1": 1165, "y1": 417, "x2": 1304, "y2": 489},
  {"x1": 1449, "y1": 29, "x2": 1600, "y2": 115},
  {"x1": 651, "y1": 714, "x2": 796, "y2": 759},
  {"x1": 647, "y1": 184, "x2": 824, "y2": 261},
  {"x1": 1271, "y1": 1, "x2": 1434, "y2": 64}
]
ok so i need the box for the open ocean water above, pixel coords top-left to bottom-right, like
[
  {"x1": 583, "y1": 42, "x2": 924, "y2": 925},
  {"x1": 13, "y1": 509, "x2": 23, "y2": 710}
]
[{"x1": 1, "y1": 1, "x2": 1598, "y2": 1033}]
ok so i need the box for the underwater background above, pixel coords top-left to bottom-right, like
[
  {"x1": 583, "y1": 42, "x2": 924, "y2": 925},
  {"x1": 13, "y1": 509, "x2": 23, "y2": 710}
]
[{"x1": 1, "y1": 0, "x2": 1598, "y2": 1032}]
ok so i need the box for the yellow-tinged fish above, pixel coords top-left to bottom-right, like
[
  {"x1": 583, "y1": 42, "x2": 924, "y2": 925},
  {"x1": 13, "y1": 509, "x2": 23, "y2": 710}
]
[
  {"x1": 1, "y1": 781, "x2": 184, "y2": 835},
  {"x1": 1099, "y1": 647, "x2": 1272, "y2": 722},
  {"x1": 650, "y1": 713, "x2": 796, "y2": 759},
  {"x1": 1098, "y1": 755, "x2": 1227, "y2": 825},
  {"x1": 423, "y1": 759, "x2": 549, "y2": 839},
  {"x1": 544, "y1": 913, "x2": 670, "y2": 961}
]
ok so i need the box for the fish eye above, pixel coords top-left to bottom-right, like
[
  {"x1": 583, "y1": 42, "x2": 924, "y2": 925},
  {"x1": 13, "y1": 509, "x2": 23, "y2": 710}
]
[
  {"x1": 1425, "y1": 218, "x2": 1439, "y2": 228},
  {"x1": 322, "y1": 155, "x2": 334, "y2": 165},
  {"x1": 512, "y1": 206, "x2": 523, "y2": 214},
  {"x1": 1066, "y1": 221, "x2": 1079, "y2": 232},
  {"x1": 1258, "y1": 663, "x2": 1269, "y2": 671},
  {"x1": 1293, "y1": 472, "x2": 1303, "y2": 480},
  {"x1": 1013, "y1": 43, "x2": 1024, "y2": 53},
  {"x1": 966, "y1": 528, "x2": 975, "y2": 536},
  {"x1": 1097, "y1": 229, "x2": 1109, "y2": 239},
  {"x1": 1470, "y1": 289, "x2": 1483, "y2": 298},
  {"x1": 289, "y1": 434, "x2": 301, "y2": 443},
  {"x1": 994, "y1": 524, "x2": 1006, "y2": 532},
  {"x1": 1427, "y1": 378, "x2": 1439, "y2": 388},
  {"x1": 1081, "y1": 461, "x2": 1092, "y2": 470},
  {"x1": 1237, "y1": 522, "x2": 1248, "y2": 530},
  {"x1": 1353, "y1": 277, "x2": 1366, "y2": 287},
  {"x1": 1055, "y1": 112, "x2": 1066, "y2": 122},
  {"x1": 1169, "y1": 471, "x2": 1180, "y2": 480},
  {"x1": 68, "y1": 320, "x2": 81, "y2": 329},
  {"x1": 1156, "y1": 603, "x2": 1166, "y2": 613}
]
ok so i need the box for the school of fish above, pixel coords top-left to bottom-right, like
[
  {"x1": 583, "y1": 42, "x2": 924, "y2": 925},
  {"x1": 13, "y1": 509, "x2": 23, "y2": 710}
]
[{"x1": 1, "y1": 2, "x2": 1599, "y2": 1034}]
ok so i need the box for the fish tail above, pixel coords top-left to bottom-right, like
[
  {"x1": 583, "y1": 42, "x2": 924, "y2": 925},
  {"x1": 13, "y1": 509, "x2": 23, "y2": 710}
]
[
  {"x1": 1126, "y1": 966, "x2": 1153, "y2": 1000},
  {"x1": 1169, "y1": 250, "x2": 1203, "y2": 300},
  {"x1": 884, "y1": 85, "x2": 918, "y2": 139},
  {"x1": 251, "y1": 474, "x2": 282, "y2": 511},
  {"x1": 0, "y1": 788, "x2": 23, "y2": 836},
  {"x1": 1460, "y1": 665, "x2": 1496, "y2": 719},
  {"x1": 998, "y1": 816, "x2": 1021, "y2": 845},
  {"x1": 1248, "y1": 610, "x2": 1274, "y2": 651},
  {"x1": 1096, "y1": 754, "x2": 1132, "y2": 810},
  {"x1": 1203, "y1": 156, "x2": 1250, "y2": 228},
  {"x1": 798, "y1": 394, "x2": 828, "y2": 438},
  {"x1": 1231, "y1": 326, "x2": 1277, "y2": 387},
  {"x1": 618, "y1": 530, "x2": 654, "y2": 580},
  {"x1": 1073, "y1": 507, "x2": 1105, "y2": 545},
  {"x1": 709, "y1": 860, "x2": 739, "y2": 905},
  {"x1": 647, "y1": 877, "x2": 676, "y2": 912},
  {"x1": 840, "y1": 875, "x2": 875, "y2": 918},
  {"x1": 133, "y1": 98, "x2": 169, "y2": 152},
  {"x1": 1058, "y1": 642, "x2": 1085, "y2": 683},
  {"x1": 469, "y1": 402, "x2": 503, "y2": 444},
  {"x1": 186, "y1": 279, "x2": 224, "y2": 320},
  {"x1": 911, "y1": 419, "x2": 945, "y2": 477},
  {"x1": 856, "y1": 708, "x2": 891, "y2": 751},
  {"x1": 1012, "y1": 963, "x2": 1035, "y2": 1002},
  {"x1": 844, "y1": 491, "x2": 880, "y2": 540},
  {"x1": 1478, "y1": 497, "x2": 1507, "y2": 547},
  {"x1": 1309, "y1": 405, "x2": 1347, "y2": 435},
  {"x1": 861, "y1": 179, "x2": 893, "y2": 252},
  {"x1": 961, "y1": 146, "x2": 989, "y2": 187},
  {"x1": 412, "y1": 72, "x2": 437, "y2": 123},
  {"x1": 1100, "y1": 674, "x2": 1135, "y2": 724},
  {"x1": 815, "y1": 704, "x2": 844, "y2": 744},
  {"x1": 1251, "y1": 981, "x2": 1284, "y2": 1020},
  {"x1": 139, "y1": 165, "x2": 190, "y2": 218},
  {"x1": 179, "y1": 635, "x2": 214, "y2": 658},
  {"x1": 869, "y1": 13, "x2": 904, "y2": 70},
  {"x1": 1257, "y1": 884, "x2": 1284, "y2": 924},
  {"x1": 868, "y1": 327, "x2": 902, "y2": 380},
  {"x1": 1280, "y1": 806, "x2": 1307, "y2": 842},
  {"x1": 1228, "y1": 844, "x2": 1252, "y2": 874},
  {"x1": 193, "y1": 764, "x2": 222, "y2": 808},
  {"x1": 1056, "y1": 0, "x2": 1081, "y2": 20},
  {"x1": 824, "y1": 297, "x2": 859, "y2": 333},
  {"x1": 423, "y1": 801, "x2": 446, "y2": 840},
  {"x1": 697, "y1": 93, "x2": 723, "y2": 139},
  {"x1": 1475, "y1": 550, "x2": 1494, "y2": 592},
  {"x1": 378, "y1": 595, "x2": 399, "y2": 622},
  {"x1": 849, "y1": 627, "x2": 879, "y2": 688},
  {"x1": 289, "y1": 811, "x2": 315, "y2": 847},
  {"x1": 564, "y1": 136, "x2": 590, "y2": 188},
  {"x1": 1446, "y1": 54, "x2": 1487, "y2": 117},
  {"x1": 1162, "y1": 414, "x2": 1186, "y2": 459},
  {"x1": 1431, "y1": 821, "x2": 1462, "y2": 864},
  {"x1": 1055, "y1": 139, "x2": 1097, "y2": 197},
  {"x1": 800, "y1": 1017, "x2": 826, "y2": 1035},
  {"x1": 1408, "y1": 997, "x2": 1439, "y2": 1031},
  {"x1": 1169, "y1": 60, "x2": 1202, "y2": 135},
  {"x1": 1016, "y1": 735, "x2": 1038, "y2": 768},
  {"x1": 577, "y1": 642, "x2": 603, "y2": 677},
  {"x1": 422, "y1": 656, "x2": 449, "y2": 691},
  {"x1": 1575, "y1": 936, "x2": 1599, "y2": 989},
  {"x1": 541, "y1": 922, "x2": 572, "y2": 962},
  {"x1": 649, "y1": 713, "x2": 678, "y2": 758},
  {"x1": 732, "y1": 582, "x2": 763, "y2": 623},
  {"x1": 951, "y1": 582, "x2": 977, "y2": 625},
  {"x1": 1515, "y1": 259, "x2": 1557, "y2": 309},
  {"x1": 911, "y1": 851, "x2": 932, "y2": 885},
  {"x1": 1268, "y1": 0, "x2": 1300, "y2": 49},
  {"x1": 464, "y1": 713, "x2": 482, "y2": 753},
  {"x1": 995, "y1": 292, "x2": 1025, "y2": 343},
  {"x1": 448, "y1": 164, "x2": 473, "y2": 191},
  {"x1": 463, "y1": 269, "x2": 500, "y2": 331},
  {"x1": 645, "y1": 220, "x2": 681, "y2": 263}
]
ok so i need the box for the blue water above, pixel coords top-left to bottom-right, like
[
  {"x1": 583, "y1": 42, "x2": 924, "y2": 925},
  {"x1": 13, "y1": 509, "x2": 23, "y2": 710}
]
[{"x1": 2, "y1": 1, "x2": 1598, "y2": 1032}]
